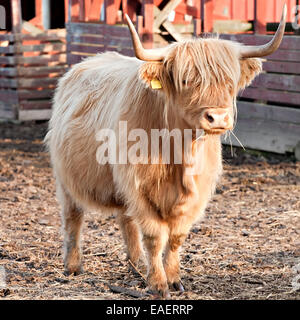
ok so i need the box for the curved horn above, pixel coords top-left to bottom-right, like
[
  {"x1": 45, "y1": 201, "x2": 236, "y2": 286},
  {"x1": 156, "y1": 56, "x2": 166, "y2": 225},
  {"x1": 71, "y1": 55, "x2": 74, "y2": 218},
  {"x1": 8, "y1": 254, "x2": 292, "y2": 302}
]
[
  {"x1": 125, "y1": 14, "x2": 168, "y2": 61},
  {"x1": 240, "y1": 4, "x2": 287, "y2": 58}
]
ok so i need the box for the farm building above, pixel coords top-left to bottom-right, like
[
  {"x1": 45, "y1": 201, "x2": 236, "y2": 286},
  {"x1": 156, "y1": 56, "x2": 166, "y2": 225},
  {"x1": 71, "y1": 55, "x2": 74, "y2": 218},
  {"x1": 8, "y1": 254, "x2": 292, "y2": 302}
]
[{"x1": 0, "y1": 0, "x2": 300, "y2": 157}]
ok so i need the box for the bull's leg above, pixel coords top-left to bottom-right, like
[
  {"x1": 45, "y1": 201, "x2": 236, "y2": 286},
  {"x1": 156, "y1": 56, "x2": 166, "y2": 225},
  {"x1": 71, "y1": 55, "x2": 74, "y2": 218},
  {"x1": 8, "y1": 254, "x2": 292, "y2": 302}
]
[
  {"x1": 117, "y1": 212, "x2": 145, "y2": 269},
  {"x1": 140, "y1": 223, "x2": 170, "y2": 298},
  {"x1": 58, "y1": 184, "x2": 84, "y2": 275},
  {"x1": 164, "y1": 217, "x2": 193, "y2": 292},
  {"x1": 163, "y1": 233, "x2": 187, "y2": 292}
]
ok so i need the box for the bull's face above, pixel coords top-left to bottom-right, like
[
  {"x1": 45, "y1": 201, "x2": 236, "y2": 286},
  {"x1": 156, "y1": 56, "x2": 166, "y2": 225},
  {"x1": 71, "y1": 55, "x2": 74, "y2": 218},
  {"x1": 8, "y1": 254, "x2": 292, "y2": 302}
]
[
  {"x1": 125, "y1": 5, "x2": 286, "y2": 135},
  {"x1": 139, "y1": 40, "x2": 262, "y2": 135}
]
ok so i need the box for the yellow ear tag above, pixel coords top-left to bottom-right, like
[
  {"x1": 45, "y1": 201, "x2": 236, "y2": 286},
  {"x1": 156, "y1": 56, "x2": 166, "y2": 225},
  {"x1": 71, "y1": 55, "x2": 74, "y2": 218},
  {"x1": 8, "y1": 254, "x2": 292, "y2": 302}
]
[{"x1": 150, "y1": 79, "x2": 162, "y2": 89}]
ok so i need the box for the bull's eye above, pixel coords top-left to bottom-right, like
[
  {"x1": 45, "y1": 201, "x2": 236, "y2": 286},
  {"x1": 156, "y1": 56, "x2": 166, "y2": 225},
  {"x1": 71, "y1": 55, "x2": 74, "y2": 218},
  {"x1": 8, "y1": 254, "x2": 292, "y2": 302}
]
[{"x1": 182, "y1": 80, "x2": 188, "y2": 85}]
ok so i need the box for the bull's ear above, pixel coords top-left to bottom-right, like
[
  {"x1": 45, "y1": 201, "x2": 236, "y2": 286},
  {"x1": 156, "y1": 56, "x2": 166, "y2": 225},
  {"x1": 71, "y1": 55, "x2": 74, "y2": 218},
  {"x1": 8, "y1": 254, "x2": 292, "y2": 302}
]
[
  {"x1": 139, "y1": 62, "x2": 165, "y2": 90},
  {"x1": 238, "y1": 58, "x2": 262, "y2": 90}
]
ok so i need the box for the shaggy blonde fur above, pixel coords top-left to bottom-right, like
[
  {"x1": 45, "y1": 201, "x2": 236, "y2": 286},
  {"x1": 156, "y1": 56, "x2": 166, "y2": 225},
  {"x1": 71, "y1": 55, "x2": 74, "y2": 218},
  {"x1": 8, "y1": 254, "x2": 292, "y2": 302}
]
[{"x1": 45, "y1": 38, "x2": 262, "y2": 298}]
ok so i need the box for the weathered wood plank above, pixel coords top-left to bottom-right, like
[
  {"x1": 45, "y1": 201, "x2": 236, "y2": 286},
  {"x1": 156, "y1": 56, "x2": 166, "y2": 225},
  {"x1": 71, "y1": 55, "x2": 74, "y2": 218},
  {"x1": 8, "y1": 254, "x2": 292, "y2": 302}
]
[
  {"x1": 19, "y1": 100, "x2": 52, "y2": 110},
  {"x1": 0, "y1": 56, "x2": 15, "y2": 65},
  {"x1": 67, "y1": 34, "x2": 104, "y2": 44},
  {"x1": 17, "y1": 66, "x2": 67, "y2": 77},
  {"x1": 0, "y1": 67, "x2": 17, "y2": 77},
  {"x1": 67, "y1": 53, "x2": 85, "y2": 65},
  {"x1": 251, "y1": 73, "x2": 300, "y2": 92},
  {"x1": 263, "y1": 61, "x2": 300, "y2": 74},
  {"x1": 154, "y1": 0, "x2": 182, "y2": 29},
  {"x1": 0, "y1": 54, "x2": 66, "y2": 65},
  {"x1": 220, "y1": 35, "x2": 300, "y2": 62},
  {"x1": 105, "y1": 47, "x2": 134, "y2": 56},
  {"x1": 95, "y1": 36, "x2": 133, "y2": 48},
  {"x1": 172, "y1": 23, "x2": 194, "y2": 34},
  {"x1": 223, "y1": 117, "x2": 300, "y2": 154},
  {"x1": 66, "y1": 22, "x2": 130, "y2": 38},
  {"x1": 45, "y1": 29, "x2": 66, "y2": 37},
  {"x1": 0, "y1": 45, "x2": 14, "y2": 54},
  {"x1": 0, "y1": 78, "x2": 18, "y2": 88},
  {"x1": 11, "y1": 0, "x2": 22, "y2": 33},
  {"x1": 67, "y1": 48, "x2": 132, "y2": 64},
  {"x1": 213, "y1": 20, "x2": 252, "y2": 33},
  {"x1": 267, "y1": 50, "x2": 300, "y2": 62},
  {"x1": 68, "y1": 42, "x2": 133, "y2": 55},
  {"x1": 18, "y1": 89, "x2": 54, "y2": 100},
  {"x1": 14, "y1": 33, "x2": 65, "y2": 42},
  {"x1": 0, "y1": 90, "x2": 18, "y2": 103},
  {"x1": 240, "y1": 87, "x2": 300, "y2": 106},
  {"x1": 15, "y1": 43, "x2": 66, "y2": 53},
  {"x1": 236, "y1": 101, "x2": 300, "y2": 125},
  {"x1": 0, "y1": 105, "x2": 16, "y2": 119},
  {"x1": 67, "y1": 43, "x2": 104, "y2": 54},
  {"x1": 222, "y1": 102, "x2": 300, "y2": 154},
  {"x1": 161, "y1": 19, "x2": 184, "y2": 42},
  {"x1": 220, "y1": 34, "x2": 300, "y2": 51},
  {"x1": 18, "y1": 109, "x2": 52, "y2": 121},
  {"x1": 153, "y1": 6, "x2": 183, "y2": 41},
  {"x1": 16, "y1": 54, "x2": 67, "y2": 65},
  {"x1": 67, "y1": 34, "x2": 132, "y2": 47},
  {"x1": 22, "y1": 20, "x2": 44, "y2": 35},
  {"x1": 18, "y1": 78, "x2": 58, "y2": 88},
  {"x1": 0, "y1": 34, "x2": 14, "y2": 41},
  {"x1": 1, "y1": 78, "x2": 58, "y2": 89}
]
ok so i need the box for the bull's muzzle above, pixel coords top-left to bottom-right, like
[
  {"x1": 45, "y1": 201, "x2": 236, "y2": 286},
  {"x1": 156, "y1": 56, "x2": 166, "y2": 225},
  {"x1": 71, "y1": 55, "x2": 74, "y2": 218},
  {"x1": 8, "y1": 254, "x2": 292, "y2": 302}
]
[{"x1": 199, "y1": 107, "x2": 233, "y2": 134}]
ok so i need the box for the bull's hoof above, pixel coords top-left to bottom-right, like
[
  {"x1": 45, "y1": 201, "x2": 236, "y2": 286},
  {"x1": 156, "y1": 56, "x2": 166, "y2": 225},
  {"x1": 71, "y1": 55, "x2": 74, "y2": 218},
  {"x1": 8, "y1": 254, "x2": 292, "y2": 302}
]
[
  {"x1": 147, "y1": 282, "x2": 171, "y2": 299},
  {"x1": 169, "y1": 281, "x2": 184, "y2": 292},
  {"x1": 148, "y1": 288, "x2": 171, "y2": 300},
  {"x1": 64, "y1": 265, "x2": 83, "y2": 276}
]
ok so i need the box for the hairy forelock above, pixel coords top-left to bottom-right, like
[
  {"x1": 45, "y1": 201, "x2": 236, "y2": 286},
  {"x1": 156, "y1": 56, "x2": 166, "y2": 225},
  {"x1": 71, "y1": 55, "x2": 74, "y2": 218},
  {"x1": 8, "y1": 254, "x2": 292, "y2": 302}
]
[{"x1": 163, "y1": 38, "x2": 241, "y2": 102}]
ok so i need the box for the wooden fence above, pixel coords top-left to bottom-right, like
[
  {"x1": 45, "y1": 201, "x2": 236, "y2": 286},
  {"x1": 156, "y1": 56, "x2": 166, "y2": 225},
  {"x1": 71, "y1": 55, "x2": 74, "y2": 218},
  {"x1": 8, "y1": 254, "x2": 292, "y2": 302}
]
[
  {"x1": 220, "y1": 34, "x2": 300, "y2": 156},
  {"x1": 0, "y1": 30, "x2": 67, "y2": 120},
  {"x1": 67, "y1": 22, "x2": 134, "y2": 65}
]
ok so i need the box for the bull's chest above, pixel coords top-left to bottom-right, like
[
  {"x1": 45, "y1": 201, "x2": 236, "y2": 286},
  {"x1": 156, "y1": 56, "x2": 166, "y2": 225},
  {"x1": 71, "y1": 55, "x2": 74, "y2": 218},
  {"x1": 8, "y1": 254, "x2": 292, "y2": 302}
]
[{"x1": 141, "y1": 141, "x2": 222, "y2": 220}]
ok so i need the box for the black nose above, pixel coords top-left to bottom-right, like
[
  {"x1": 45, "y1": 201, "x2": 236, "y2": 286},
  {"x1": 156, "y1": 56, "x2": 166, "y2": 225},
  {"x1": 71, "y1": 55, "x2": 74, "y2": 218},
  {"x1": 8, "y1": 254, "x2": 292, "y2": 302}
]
[{"x1": 205, "y1": 112, "x2": 214, "y2": 123}]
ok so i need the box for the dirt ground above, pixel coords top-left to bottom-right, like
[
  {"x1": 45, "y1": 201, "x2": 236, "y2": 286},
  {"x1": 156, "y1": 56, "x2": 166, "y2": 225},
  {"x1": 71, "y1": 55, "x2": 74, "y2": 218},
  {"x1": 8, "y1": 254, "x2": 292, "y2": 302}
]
[{"x1": 0, "y1": 121, "x2": 299, "y2": 300}]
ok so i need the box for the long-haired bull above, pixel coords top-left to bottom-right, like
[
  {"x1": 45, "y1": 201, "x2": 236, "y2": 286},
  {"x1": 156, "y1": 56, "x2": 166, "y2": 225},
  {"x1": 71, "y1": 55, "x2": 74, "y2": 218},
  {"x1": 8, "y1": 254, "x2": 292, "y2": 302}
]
[{"x1": 45, "y1": 5, "x2": 286, "y2": 298}]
